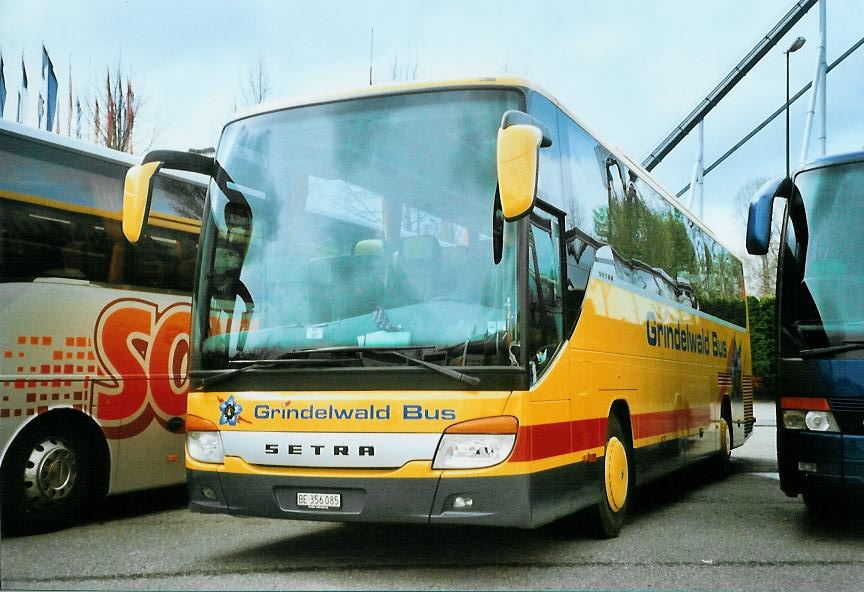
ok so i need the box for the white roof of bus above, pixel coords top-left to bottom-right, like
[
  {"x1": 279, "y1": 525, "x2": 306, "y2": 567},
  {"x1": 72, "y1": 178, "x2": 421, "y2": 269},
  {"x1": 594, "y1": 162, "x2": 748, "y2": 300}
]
[
  {"x1": 0, "y1": 118, "x2": 207, "y2": 187},
  {"x1": 229, "y1": 76, "x2": 733, "y2": 256}
]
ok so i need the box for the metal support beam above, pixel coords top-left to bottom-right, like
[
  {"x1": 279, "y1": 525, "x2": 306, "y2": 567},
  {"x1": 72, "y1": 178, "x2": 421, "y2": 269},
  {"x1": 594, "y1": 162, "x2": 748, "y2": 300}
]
[
  {"x1": 801, "y1": 0, "x2": 828, "y2": 162},
  {"x1": 642, "y1": 0, "x2": 818, "y2": 171},
  {"x1": 675, "y1": 34, "x2": 864, "y2": 198},
  {"x1": 687, "y1": 120, "x2": 705, "y2": 218}
]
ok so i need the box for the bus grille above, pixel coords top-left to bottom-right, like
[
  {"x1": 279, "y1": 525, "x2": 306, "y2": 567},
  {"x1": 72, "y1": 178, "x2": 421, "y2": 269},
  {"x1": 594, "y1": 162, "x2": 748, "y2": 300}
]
[
  {"x1": 828, "y1": 397, "x2": 864, "y2": 412},
  {"x1": 742, "y1": 376, "x2": 754, "y2": 437},
  {"x1": 828, "y1": 397, "x2": 864, "y2": 435}
]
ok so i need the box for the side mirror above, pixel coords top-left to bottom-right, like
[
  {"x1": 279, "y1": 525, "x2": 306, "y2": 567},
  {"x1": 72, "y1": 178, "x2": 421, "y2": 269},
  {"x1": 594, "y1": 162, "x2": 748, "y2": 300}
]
[
  {"x1": 746, "y1": 176, "x2": 791, "y2": 255},
  {"x1": 496, "y1": 110, "x2": 552, "y2": 222},
  {"x1": 122, "y1": 162, "x2": 160, "y2": 243},
  {"x1": 122, "y1": 150, "x2": 215, "y2": 243}
]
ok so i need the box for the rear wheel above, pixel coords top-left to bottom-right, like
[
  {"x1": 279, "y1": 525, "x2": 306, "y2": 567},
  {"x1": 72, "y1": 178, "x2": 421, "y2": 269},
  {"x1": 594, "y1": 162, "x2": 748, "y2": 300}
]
[
  {"x1": 594, "y1": 414, "x2": 632, "y2": 538},
  {"x1": 715, "y1": 416, "x2": 732, "y2": 472},
  {"x1": 1, "y1": 424, "x2": 93, "y2": 535}
]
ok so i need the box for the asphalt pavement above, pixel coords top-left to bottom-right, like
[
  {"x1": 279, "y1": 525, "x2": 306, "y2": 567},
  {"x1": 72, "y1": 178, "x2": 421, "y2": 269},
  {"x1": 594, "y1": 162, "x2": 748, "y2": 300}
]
[{"x1": 2, "y1": 402, "x2": 862, "y2": 591}]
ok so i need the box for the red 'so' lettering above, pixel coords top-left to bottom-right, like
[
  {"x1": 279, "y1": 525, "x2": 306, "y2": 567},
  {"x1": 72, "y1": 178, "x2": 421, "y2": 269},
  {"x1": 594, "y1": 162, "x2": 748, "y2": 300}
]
[
  {"x1": 149, "y1": 308, "x2": 191, "y2": 418},
  {"x1": 94, "y1": 303, "x2": 151, "y2": 421},
  {"x1": 93, "y1": 299, "x2": 192, "y2": 437}
]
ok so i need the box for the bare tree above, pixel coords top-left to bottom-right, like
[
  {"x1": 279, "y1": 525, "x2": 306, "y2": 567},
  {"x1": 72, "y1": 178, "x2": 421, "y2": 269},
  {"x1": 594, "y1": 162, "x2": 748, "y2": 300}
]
[
  {"x1": 88, "y1": 65, "x2": 141, "y2": 153},
  {"x1": 388, "y1": 52, "x2": 419, "y2": 82},
  {"x1": 239, "y1": 57, "x2": 271, "y2": 107},
  {"x1": 734, "y1": 176, "x2": 782, "y2": 297}
]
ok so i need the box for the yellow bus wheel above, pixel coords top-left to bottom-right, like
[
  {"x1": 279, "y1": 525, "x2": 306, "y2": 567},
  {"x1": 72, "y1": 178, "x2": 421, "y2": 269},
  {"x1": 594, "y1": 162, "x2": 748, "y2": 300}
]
[
  {"x1": 594, "y1": 414, "x2": 632, "y2": 538},
  {"x1": 712, "y1": 406, "x2": 733, "y2": 477}
]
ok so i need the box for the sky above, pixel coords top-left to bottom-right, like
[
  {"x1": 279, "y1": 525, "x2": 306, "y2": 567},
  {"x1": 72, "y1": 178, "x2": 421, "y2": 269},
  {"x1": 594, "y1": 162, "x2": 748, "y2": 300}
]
[{"x1": 2, "y1": 0, "x2": 862, "y2": 276}]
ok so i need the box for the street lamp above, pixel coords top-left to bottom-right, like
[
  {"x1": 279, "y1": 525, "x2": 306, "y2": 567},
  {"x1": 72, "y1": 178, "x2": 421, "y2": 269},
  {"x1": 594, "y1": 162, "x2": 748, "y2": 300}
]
[{"x1": 784, "y1": 36, "x2": 806, "y2": 180}]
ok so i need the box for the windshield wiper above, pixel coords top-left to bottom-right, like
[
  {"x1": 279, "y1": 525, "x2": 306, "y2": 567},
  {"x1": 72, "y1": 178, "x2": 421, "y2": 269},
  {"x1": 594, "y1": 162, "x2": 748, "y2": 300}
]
[
  {"x1": 799, "y1": 341, "x2": 864, "y2": 358},
  {"x1": 194, "y1": 345, "x2": 481, "y2": 389},
  {"x1": 276, "y1": 345, "x2": 436, "y2": 358},
  {"x1": 194, "y1": 355, "x2": 363, "y2": 390},
  {"x1": 194, "y1": 359, "x2": 297, "y2": 390},
  {"x1": 279, "y1": 345, "x2": 482, "y2": 387},
  {"x1": 386, "y1": 350, "x2": 481, "y2": 387}
]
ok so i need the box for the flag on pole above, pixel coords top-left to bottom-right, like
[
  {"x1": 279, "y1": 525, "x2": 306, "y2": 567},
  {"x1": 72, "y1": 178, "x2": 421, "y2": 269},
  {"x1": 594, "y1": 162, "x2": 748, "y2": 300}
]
[
  {"x1": 75, "y1": 97, "x2": 82, "y2": 138},
  {"x1": 67, "y1": 60, "x2": 73, "y2": 136},
  {"x1": 42, "y1": 45, "x2": 58, "y2": 132},
  {"x1": 106, "y1": 71, "x2": 115, "y2": 146},
  {"x1": 16, "y1": 55, "x2": 28, "y2": 124},
  {"x1": 0, "y1": 53, "x2": 6, "y2": 119},
  {"x1": 93, "y1": 97, "x2": 100, "y2": 141}
]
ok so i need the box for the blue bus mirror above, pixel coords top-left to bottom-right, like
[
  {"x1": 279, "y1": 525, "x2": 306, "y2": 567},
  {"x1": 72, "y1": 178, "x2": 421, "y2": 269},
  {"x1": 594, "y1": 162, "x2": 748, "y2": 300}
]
[{"x1": 746, "y1": 177, "x2": 791, "y2": 255}]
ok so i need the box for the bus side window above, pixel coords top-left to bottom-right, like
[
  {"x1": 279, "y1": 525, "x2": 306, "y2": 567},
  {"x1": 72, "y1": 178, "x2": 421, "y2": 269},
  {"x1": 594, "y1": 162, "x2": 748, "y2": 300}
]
[
  {"x1": 527, "y1": 213, "x2": 564, "y2": 379},
  {"x1": 564, "y1": 228, "x2": 596, "y2": 333},
  {"x1": 126, "y1": 177, "x2": 203, "y2": 294}
]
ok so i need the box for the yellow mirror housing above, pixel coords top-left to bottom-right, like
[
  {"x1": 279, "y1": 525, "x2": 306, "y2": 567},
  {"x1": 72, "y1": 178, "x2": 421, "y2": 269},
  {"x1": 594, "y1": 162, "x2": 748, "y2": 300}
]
[
  {"x1": 122, "y1": 161, "x2": 160, "y2": 243},
  {"x1": 496, "y1": 124, "x2": 542, "y2": 221}
]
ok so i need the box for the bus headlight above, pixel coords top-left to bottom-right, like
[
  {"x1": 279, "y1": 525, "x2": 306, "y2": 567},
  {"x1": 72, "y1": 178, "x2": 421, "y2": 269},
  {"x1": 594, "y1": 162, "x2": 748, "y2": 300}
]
[
  {"x1": 804, "y1": 411, "x2": 839, "y2": 432},
  {"x1": 782, "y1": 410, "x2": 806, "y2": 430},
  {"x1": 780, "y1": 398, "x2": 840, "y2": 433},
  {"x1": 433, "y1": 434, "x2": 516, "y2": 469},
  {"x1": 187, "y1": 431, "x2": 225, "y2": 464},
  {"x1": 185, "y1": 414, "x2": 225, "y2": 463},
  {"x1": 433, "y1": 416, "x2": 518, "y2": 470}
]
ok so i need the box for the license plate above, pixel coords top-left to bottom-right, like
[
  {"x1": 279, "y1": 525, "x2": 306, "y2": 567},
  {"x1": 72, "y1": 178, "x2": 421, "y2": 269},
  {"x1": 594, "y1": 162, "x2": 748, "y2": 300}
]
[{"x1": 296, "y1": 492, "x2": 341, "y2": 509}]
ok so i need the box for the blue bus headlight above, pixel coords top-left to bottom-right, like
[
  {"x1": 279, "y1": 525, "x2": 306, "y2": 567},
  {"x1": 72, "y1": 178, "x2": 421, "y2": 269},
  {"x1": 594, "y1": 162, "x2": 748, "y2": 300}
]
[
  {"x1": 804, "y1": 411, "x2": 840, "y2": 432},
  {"x1": 781, "y1": 409, "x2": 840, "y2": 432},
  {"x1": 782, "y1": 410, "x2": 807, "y2": 430}
]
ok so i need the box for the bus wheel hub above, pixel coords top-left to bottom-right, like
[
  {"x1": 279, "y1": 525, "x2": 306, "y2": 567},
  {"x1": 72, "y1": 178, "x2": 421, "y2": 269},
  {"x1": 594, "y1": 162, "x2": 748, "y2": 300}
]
[
  {"x1": 605, "y1": 437, "x2": 628, "y2": 512},
  {"x1": 24, "y1": 438, "x2": 78, "y2": 507}
]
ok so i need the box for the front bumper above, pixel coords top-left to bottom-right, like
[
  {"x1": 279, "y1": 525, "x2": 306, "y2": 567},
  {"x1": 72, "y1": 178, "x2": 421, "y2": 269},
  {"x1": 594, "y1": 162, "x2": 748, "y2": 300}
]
[
  {"x1": 187, "y1": 468, "x2": 535, "y2": 528},
  {"x1": 778, "y1": 430, "x2": 864, "y2": 496}
]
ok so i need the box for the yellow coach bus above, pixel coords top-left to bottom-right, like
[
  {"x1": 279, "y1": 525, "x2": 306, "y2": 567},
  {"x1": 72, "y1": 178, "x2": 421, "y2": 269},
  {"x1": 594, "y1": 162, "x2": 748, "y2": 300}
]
[{"x1": 121, "y1": 77, "x2": 753, "y2": 536}]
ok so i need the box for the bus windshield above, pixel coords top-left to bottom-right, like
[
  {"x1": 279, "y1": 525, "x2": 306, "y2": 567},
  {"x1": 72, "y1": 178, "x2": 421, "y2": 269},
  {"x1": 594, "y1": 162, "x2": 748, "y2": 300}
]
[
  {"x1": 782, "y1": 160, "x2": 864, "y2": 356},
  {"x1": 196, "y1": 89, "x2": 521, "y2": 370}
]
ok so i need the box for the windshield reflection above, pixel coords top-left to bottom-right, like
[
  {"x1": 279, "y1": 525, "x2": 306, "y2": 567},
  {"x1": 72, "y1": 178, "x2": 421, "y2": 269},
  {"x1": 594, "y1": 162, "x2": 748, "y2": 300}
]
[
  {"x1": 781, "y1": 160, "x2": 864, "y2": 357},
  {"x1": 197, "y1": 89, "x2": 521, "y2": 370}
]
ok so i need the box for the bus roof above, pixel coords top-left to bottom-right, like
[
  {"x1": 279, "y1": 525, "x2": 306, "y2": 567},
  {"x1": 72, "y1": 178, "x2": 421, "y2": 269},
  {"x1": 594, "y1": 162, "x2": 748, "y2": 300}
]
[
  {"x1": 798, "y1": 149, "x2": 864, "y2": 175},
  {"x1": 0, "y1": 118, "x2": 207, "y2": 187},
  {"x1": 229, "y1": 76, "x2": 735, "y2": 259},
  {"x1": 229, "y1": 76, "x2": 544, "y2": 124}
]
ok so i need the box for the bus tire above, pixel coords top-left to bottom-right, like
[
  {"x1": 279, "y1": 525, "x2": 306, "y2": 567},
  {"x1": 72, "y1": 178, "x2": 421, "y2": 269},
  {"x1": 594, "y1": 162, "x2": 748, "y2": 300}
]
[
  {"x1": 713, "y1": 401, "x2": 733, "y2": 476},
  {"x1": 1, "y1": 422, "x2": 93, "y2": 536},
  {"x1": 593, "y1": 414, "x2": 632, "y2": 538},
  {"x1": 802, "y1": 489, "x2": 818, "y2": 513}
]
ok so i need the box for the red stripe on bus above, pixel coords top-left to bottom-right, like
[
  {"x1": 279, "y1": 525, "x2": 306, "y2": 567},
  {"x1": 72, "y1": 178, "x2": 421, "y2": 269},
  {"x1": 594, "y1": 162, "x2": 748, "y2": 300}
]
[
  {"x1": 509, "y1": 407, "x2": 711, "y2": 463},
  {"x1": 510, "y1": 417, "x2": 607, "y2": 462},
  {"x1": 632, "y1": 407, "x2": 711, "y2": 440}
]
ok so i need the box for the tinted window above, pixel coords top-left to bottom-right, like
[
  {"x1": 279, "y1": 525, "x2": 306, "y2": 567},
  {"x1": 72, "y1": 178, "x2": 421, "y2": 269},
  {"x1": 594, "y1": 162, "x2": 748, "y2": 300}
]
[
  {"x1": 0, "y1": 132, "x2": 204, "y2": 293},
  {"x1": 527, "y1": 212, "x2": 564, "y2": 378},
  {"x1": 553, "y1": 118, "x2": 746, "y2": 327},
  {"x1": 528, "y1": 93, "x2": 565, "y2": 212},
  {"x1": 557, "y1": 110, "x2": 612, "y2": 237}
]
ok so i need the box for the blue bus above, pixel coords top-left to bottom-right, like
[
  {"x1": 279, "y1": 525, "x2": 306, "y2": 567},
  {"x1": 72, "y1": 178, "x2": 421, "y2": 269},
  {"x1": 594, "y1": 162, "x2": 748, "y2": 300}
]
[{"x1": 747, "y1": 150, "x2": 864, "y2": 510}]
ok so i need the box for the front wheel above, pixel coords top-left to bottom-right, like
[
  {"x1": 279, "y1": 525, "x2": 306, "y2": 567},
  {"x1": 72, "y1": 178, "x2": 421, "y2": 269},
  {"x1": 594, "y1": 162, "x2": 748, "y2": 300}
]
[
  {"x1": 1, "y1": 424, "x2": 92, "y2": 535},
  {"x1": 594, "y1": 414, "x2": 632, "y2": 538}
]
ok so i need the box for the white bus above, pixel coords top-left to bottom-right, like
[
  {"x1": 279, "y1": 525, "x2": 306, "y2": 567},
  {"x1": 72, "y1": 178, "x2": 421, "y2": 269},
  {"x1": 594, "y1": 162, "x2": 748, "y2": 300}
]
[{"x1": 0, "y1": 120, "x2": 206, "y2": 534}]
